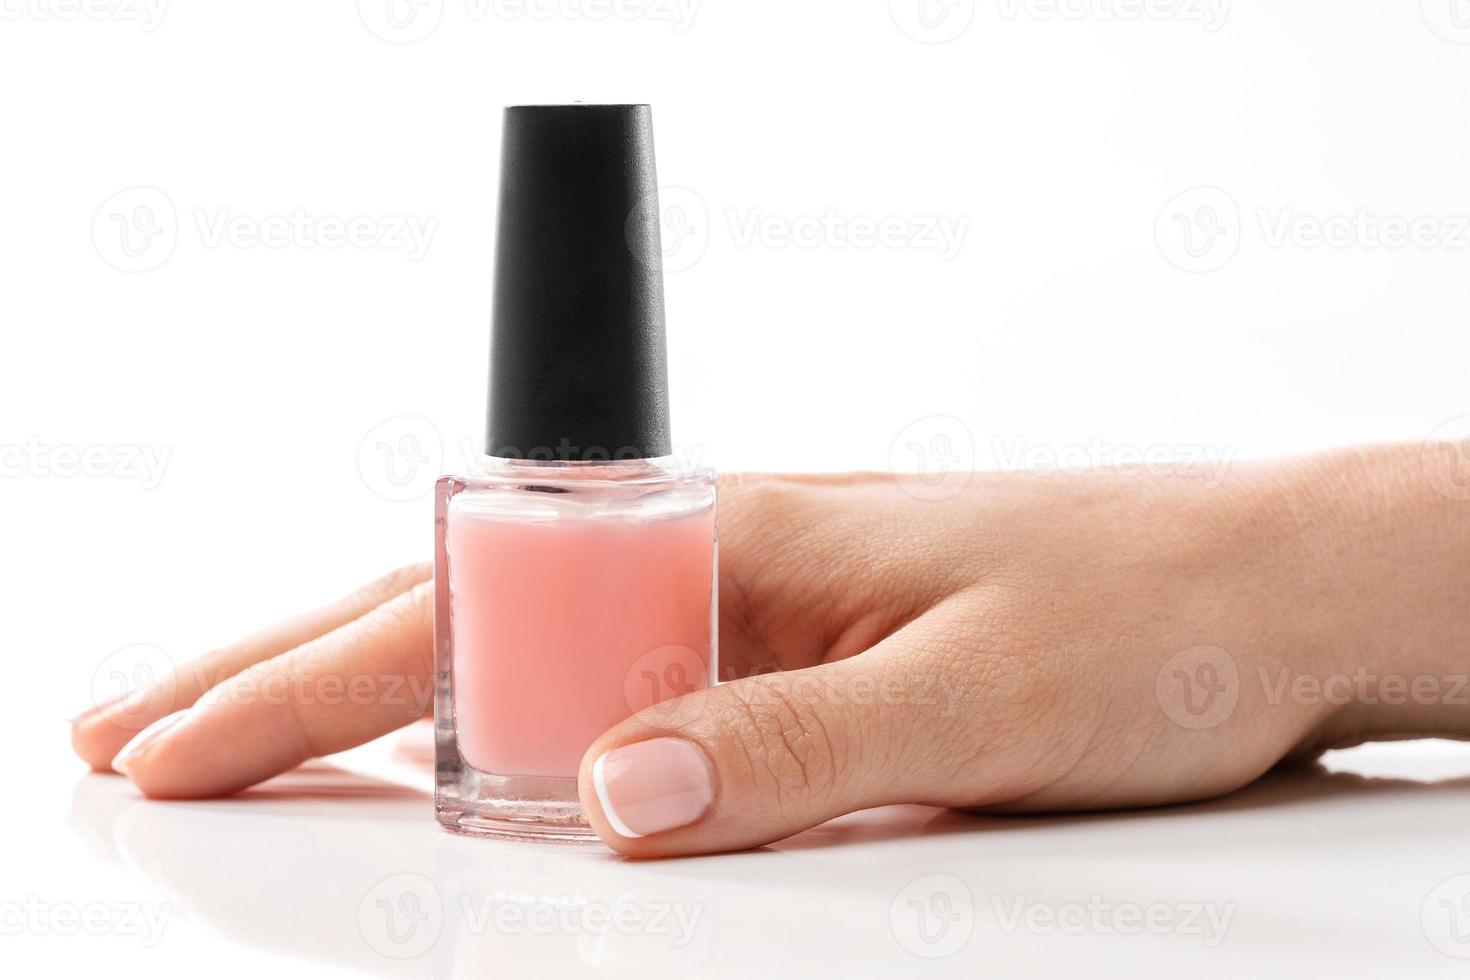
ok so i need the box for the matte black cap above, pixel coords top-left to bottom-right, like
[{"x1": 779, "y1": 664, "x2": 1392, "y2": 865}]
[{"x1": 485, "y1": 104, "x2": 671, "y2": 460}]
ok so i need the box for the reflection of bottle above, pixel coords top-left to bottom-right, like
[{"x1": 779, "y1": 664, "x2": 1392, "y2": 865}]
[{"x1": 435, "y1": 105, "x2": 717, "y2": 842}]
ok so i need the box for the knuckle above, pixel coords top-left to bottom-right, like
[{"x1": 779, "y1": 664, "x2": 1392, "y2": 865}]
[
  {"x1": 356, "y1": 562, "x2": 432, "y2": 608},
  {"x1": 718, "y1": 676, "x2": 847, "y2": 807}
]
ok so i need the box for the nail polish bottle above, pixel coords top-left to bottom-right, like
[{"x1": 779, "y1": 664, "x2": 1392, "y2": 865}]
[{"x1": 434, "y1": 105, "x2": 717, "y2": 841}]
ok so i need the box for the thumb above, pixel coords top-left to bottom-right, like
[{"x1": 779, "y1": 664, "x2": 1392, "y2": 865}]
[{"x1": 577, "y1": 633, "x2": 962, "y2": 856}]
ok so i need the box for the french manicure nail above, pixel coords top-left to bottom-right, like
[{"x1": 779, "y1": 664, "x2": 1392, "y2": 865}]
[
  {"x1": 591, "y1": 737, "x2": 715, "y2": 839},
  {"x1": 111, "y1": 710, "x2": 189, "y2": 775}
]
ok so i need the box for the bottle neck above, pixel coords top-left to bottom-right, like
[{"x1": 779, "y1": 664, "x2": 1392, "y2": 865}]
[{"x1": 469, "y1": 454, "x2": 686, "y2": 483}]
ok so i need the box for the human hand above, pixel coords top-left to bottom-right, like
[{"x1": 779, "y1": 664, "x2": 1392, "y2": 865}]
[{"x1": 70, "y1": 446, "x2": 1470, "y2": 857}]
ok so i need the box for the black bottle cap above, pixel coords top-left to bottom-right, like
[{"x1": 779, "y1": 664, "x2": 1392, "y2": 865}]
[{"x1": 485, "y1": 103, "x2": 671, "y2": 461}]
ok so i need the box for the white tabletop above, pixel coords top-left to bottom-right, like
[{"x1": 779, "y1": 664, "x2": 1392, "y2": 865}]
[{"x1": 15, "y1": 726, "x2": 1470, "y2": 978}]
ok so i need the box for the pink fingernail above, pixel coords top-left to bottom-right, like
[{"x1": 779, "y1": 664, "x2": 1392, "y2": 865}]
[
  {"x1": 591, "y1": 738, "x2": 715, "y2": 839},
  {"x1": 111, "y1": 711, "x2": 189, "y2": 775},
  {"x1": 70, "y1": 691, "x2": 128, "y2": 726}
]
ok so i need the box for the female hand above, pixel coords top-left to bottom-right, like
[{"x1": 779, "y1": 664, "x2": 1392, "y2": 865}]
[{"x1": 70, "y1": 445, "x2": 1470, "y2": 856}]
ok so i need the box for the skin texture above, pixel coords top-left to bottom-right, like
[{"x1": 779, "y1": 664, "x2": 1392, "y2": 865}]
[{"x1": 71, "y1": 444, "x2": 1470, "y2": 856}]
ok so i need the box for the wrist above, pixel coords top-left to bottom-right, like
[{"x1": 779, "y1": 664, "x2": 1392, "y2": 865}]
[{"x1": 1262, "y1": 446, "x2": 1470, "y2": 743}]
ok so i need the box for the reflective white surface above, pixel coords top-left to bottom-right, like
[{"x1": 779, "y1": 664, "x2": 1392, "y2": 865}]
[{"x1": 14, "y1": 724, "x2": 1470, "y2": 978}]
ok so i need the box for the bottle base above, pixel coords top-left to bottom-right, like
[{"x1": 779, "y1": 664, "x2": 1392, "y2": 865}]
[{"x1": 435, "y1": 766, "x2": 601, "y2": 844}]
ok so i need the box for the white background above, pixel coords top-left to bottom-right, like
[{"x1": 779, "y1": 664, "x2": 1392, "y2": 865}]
[{"x1": 4, "y1": 1, "x2": 1470, "y2": 977}]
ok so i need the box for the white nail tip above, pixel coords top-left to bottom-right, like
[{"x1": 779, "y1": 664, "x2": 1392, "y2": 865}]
[
  {"x1": 110, "y1": 710, "x2": 189, "y2": 774},
  {"x1": 591, "y1": 753, "x2": 644, "y2": 839}
]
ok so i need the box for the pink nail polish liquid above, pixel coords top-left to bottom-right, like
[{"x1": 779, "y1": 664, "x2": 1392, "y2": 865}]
[
  {"x1": 434, "y1": 104, "x2": 717, "y2": 841},
  {"x1": 435, "y1": 462, "x2": 715, "y2": 840}
]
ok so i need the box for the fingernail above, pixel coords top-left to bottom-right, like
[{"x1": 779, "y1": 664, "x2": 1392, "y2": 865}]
[
  {"x1": 70, "y1": 690, "x2": 131, "y2": 726},
  {"x1": 75, "y1": 687, "x2": 160, "y2": 729},
  {"x1": 112, "y1": 710, "x2": 190, "y2": 775},
  {"x1": 591, "y1": 737, "x2": 715, "y2": 839}
]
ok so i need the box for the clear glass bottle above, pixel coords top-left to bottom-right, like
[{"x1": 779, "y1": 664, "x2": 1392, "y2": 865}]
[
  {"x1": 434, "y1": 457, "x2": 716, "y2": 841},
  {"x1": 438, "y1": 103, "x2": 706, "y2": 841}
]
